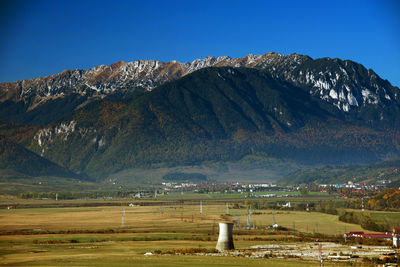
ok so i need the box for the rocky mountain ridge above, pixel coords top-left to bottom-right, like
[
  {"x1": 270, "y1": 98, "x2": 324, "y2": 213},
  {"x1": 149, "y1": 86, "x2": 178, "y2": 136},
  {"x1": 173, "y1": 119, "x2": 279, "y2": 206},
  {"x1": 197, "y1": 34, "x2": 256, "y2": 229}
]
[
  {"x1": 0, "y1": 53, "x2": 269, "y2": 105},
  {"x1": 1, "y1": 52, "x2": 397, "y2": 121}
]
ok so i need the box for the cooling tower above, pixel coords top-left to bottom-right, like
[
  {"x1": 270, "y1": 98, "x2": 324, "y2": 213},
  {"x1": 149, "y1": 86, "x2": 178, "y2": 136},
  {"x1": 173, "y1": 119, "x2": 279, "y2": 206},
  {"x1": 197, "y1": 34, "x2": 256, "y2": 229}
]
[{"x1": 216, "y1": 222, "x2": 234, "y2": 251}]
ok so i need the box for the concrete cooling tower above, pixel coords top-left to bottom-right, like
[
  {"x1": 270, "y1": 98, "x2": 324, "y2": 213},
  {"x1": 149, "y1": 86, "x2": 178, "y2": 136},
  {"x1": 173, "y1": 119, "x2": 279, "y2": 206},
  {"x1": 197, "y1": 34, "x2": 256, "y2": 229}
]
[{"x1": 216, "y1": 222, "x2": 234, "y2": 251}]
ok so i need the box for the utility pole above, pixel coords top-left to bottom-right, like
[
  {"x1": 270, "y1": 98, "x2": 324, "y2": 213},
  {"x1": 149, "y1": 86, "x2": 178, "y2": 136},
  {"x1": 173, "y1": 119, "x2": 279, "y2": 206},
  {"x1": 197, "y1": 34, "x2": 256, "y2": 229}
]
[
  {"x1": 272, "y1": 213, "x2": 276, "y2": 227},
  {"x1": 200, "y1": 201, "x2": 203, "y2": 214},
  {"x1": 235, "y1": 215, "x2": 241, "y2": 229},
  {"x1": 293, "y1": 222, "x2": 295, "y2": 238},
  {"x1": 121, "y1": 208, "x2": 125, "y2": 227},
  {"x1": 318, "y1": 243, "x2": 324, "y2": 267},
  {"x1": 247, "y1": 206, "x2": 251, "y2": 229},
  {"x1": 361, "y1": 197, "x2": 365, "y2": 212},
  {"x1": 212, "y1": 219, "x2": 216, "y2": 235}
]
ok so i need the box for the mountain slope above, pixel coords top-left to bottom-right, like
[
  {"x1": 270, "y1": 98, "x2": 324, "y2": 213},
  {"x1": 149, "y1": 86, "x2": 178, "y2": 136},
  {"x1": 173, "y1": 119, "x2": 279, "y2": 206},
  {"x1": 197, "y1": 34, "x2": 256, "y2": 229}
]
[
  {"x1": 0, "y1": 136, "x2": 79, "y2": 179},
  {"x1": 281, "y1": 159, "x2": 400, "y2": 185},
  {"x1": 29, "y1": 67, "x2": 400, "y2": 177}
]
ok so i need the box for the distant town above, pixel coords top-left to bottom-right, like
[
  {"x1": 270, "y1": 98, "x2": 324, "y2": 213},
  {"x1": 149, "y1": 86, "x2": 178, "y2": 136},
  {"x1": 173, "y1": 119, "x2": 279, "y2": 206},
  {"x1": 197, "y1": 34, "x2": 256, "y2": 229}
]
[{"x1": 127, "y1": 179, "x2": 397, "y2": 200}]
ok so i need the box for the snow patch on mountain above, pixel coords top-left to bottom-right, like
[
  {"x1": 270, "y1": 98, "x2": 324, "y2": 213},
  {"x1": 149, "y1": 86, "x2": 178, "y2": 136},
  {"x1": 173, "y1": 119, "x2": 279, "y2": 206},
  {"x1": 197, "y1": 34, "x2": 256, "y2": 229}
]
[
  {"x1": 329, "y1": 90, "x2": 338, "y2": 99},
  {"x1": 1, "y1": 52, "x2": 398, "y2": 116}
]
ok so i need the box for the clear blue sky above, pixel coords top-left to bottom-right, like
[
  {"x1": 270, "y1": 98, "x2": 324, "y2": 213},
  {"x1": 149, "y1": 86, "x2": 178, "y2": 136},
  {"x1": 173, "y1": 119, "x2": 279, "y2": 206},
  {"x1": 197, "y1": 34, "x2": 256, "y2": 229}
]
[{"x1": 1, "y1": 0, "x2": 399, "y2": 86}]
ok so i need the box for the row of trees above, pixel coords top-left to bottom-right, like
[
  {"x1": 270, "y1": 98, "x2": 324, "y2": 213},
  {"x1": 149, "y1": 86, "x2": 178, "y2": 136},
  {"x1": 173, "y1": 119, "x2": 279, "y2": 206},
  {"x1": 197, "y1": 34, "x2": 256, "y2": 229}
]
[{"x1": 18, "y1": 190, "x2": 138, "y2": 200}]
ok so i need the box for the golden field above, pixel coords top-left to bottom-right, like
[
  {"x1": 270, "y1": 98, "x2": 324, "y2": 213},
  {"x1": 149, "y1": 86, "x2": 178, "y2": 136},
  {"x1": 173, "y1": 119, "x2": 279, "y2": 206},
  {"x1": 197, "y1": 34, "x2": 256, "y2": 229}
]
[{"x1": 0, "y1": 202, "x2": 371, "y2": 266}]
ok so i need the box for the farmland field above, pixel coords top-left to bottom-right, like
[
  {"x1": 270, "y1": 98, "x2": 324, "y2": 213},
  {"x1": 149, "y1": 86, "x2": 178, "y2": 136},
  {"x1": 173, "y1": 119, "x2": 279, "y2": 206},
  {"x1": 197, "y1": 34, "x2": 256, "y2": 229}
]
[
  {"x1": 0, "y1": 204, "x2": 368, "y2": 234},
  {"x1": 0, "y1": 200, "x2": 376, "y2": 266}
]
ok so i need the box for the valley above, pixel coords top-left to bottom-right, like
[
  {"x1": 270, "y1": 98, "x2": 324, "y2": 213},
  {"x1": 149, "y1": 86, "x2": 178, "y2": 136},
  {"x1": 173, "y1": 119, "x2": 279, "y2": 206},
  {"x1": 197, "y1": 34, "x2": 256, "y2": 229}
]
[{"x1": 1, "y1": 195, "x2": 398, "y2": 266}]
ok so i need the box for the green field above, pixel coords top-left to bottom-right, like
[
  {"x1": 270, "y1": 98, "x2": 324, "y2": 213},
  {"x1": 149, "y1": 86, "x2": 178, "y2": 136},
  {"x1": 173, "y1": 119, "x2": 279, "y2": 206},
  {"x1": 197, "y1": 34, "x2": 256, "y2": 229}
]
[
  {"x1": 343, "y1": 209, "x2": 400, "y2": 231},
  {"x1": 370, "y1": 211, "x2": 400, "y2": 223}
]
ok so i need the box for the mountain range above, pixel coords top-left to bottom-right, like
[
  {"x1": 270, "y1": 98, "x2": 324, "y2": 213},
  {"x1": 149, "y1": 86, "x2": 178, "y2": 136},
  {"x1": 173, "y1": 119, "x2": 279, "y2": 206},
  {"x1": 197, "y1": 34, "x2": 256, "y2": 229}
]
[{"x1": 1, "y1": 52, "x2": 399, "y2": 181}]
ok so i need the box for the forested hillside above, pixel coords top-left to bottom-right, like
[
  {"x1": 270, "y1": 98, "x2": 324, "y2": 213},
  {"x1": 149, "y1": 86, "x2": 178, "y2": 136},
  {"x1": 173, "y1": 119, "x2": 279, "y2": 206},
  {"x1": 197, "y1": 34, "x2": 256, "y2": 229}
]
[
  {"x1": 281, "y1": 159, "x2": 400, "y2": 185},
  {"x1": 29, "y1": 67, "x2": 400, "y2": 178},
  {"x1": 0, "y1": 136, "x2": 79, "y2": 178}
]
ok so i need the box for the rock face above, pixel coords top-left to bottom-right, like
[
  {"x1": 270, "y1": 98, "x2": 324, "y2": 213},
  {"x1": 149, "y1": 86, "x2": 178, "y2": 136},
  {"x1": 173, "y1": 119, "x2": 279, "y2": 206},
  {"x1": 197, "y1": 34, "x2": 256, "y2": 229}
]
[
  {"x1": 1, "y1": 52, "x2": 398, "y2": 125},
  {"x1": 257, "y1": 54, "x2": 400, "y2": 113}
]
